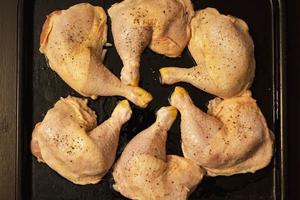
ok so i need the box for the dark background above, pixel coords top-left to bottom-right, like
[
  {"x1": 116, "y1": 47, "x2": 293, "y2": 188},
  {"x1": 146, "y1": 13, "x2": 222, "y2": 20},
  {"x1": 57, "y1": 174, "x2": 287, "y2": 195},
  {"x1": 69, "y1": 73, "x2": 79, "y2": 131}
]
[
  {"x1": 286, "y1": 0, "x2": 300, "y2": 199},
  {"x1": 0, "y1": 0, "x2": 299, "y2": 199}
]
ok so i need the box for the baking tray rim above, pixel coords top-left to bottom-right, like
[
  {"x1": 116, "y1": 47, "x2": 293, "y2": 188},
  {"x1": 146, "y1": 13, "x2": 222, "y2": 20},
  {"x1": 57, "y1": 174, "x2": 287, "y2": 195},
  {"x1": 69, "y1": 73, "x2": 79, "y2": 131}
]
[{"x1": 15, "y1": 0, "x2": 287, "y2": 199}]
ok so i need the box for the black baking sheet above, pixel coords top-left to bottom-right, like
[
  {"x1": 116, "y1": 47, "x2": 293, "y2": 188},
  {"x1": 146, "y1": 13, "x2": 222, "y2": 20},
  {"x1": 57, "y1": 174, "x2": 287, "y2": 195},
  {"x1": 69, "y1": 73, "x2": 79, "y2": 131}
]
[{"x1": 17, "y1": 0, "x2": 286, "y2": 199}]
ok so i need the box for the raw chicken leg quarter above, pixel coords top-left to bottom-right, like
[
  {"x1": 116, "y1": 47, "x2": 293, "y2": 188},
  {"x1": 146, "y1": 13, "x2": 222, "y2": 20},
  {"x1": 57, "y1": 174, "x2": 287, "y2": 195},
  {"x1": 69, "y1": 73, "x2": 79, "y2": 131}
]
[
  {"x1": 31, "y1": 97, "x2": 132, "y2": 184},
  {"x1": 108, "y1": 0, "x2": 194, "y2": 86},
  {"x1": 170, "y1": 87, "x2": 274, "y2": 176},
  {"x1": 113, "y1": 106, "x2": 205, "y2": 200},
  {"x1": 39, "y1": 3, "x2": 152, "y2": 108},
  {"x1": 160, "y1": 8, "x2": 256, "y2": 98}
]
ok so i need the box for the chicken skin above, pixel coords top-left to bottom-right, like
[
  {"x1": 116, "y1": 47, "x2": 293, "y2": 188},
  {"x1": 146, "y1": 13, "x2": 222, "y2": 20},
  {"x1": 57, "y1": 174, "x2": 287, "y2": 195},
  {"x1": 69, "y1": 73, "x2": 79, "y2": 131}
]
[
  {"x1": 31, "y1": 97, "x2": 132, "y2": 184},
  {"x1": 160, "y1": 8, "x2": 255, "y2": 98},
  {"x1": 40, "y1": 3, "x2": 152, "y2": 108},
  {"x1": 170, "y1": 87, "x2": 274, "y2": 176},
  {"x1": 113, "y1": 106, "x2": 205, "y2": 200},
  {"x1": 108, "y1": 0, "x2": 194, "y2": 86}
]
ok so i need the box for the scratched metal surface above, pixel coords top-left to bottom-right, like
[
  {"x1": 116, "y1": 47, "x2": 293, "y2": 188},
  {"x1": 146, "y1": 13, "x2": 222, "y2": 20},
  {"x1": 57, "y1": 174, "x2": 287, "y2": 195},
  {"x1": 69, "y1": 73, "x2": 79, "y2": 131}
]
[{"x1": 19, "y1": 0, "x2": 279, "y2": 199}]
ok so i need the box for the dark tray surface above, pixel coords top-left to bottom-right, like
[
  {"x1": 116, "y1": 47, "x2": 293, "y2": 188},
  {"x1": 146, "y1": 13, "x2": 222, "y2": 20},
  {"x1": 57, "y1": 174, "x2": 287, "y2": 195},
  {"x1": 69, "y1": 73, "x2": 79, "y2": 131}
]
[{"x1": 19, "y1": 0, "x2": 280, "y2": 199}]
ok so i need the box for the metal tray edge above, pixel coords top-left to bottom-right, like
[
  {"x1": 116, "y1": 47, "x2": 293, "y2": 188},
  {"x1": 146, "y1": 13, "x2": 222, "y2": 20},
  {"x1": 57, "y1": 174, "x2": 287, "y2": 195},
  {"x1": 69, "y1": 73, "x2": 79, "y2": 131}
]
[{"x1": 15, "y1": 0, "x2": 287, "y2": 199}]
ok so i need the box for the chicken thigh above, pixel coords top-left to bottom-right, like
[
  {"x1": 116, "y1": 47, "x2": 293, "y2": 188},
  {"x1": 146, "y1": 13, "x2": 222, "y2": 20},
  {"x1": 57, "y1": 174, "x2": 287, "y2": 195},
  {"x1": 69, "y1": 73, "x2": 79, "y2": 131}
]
[
  {"x1": 40, "y1": 3, "x2": 152, "y2": 108},
  {"x1": 113, "y1": 106, "x2": 205, "y2": 200},
  {"x1": 170, "y1": 87, "x2": 274, "y2": 176},
  {"x1": 108, "y1": 0, "x2": 194, "y2": 86},
  {"x1": 160, "y1": 8, "x2": 255, "y2": 98},
  {"x1": 31, "y1": 97, "x2": 132, "y2": 184}
]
